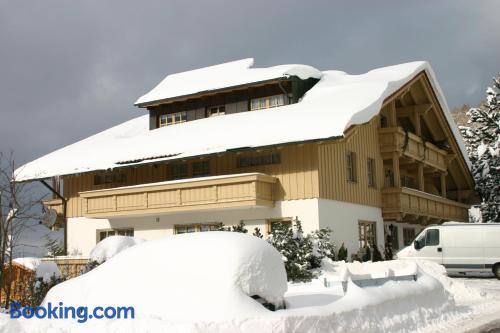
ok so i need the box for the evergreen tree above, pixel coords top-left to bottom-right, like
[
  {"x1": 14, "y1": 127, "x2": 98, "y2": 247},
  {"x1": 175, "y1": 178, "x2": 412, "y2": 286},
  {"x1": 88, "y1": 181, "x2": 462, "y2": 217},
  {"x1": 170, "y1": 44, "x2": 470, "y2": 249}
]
[
  {"x1": 337, "y1": 243, "x2": 348, "y2": 262},
  {"x1": 460, "y1": 74, "x2": 500, "y2": 222},
  {"x1": 372, "y1": 246, "x2": 384, "y2": 262},
  {"x1": 362, "y1": 245, "x2": 372, "y2": 262},
  {"x1": 231, "y1": 221, "x2": 248, "y2": 233},
  {"x1": 252, "y1": 227, "x2": 263, "y2": 238},
  {"x1": 310, "y1": 228, "x2": 336, "y2": 265},
  {"x1": 215, "y1": 223, "x2": 231, "y2": 231},
  {"x1": 267, "y1": 218, "x2": 313, "y2": 282},
  {"x1": 44, "y1": 235, "x2": 65, "y2": 258}
]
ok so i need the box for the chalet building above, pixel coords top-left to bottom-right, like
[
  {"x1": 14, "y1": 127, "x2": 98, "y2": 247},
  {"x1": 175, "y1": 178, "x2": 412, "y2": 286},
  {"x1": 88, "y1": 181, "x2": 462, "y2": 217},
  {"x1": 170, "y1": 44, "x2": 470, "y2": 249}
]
[{"x1": 16, "y1": 58, "x2": 478, "y2": 257}]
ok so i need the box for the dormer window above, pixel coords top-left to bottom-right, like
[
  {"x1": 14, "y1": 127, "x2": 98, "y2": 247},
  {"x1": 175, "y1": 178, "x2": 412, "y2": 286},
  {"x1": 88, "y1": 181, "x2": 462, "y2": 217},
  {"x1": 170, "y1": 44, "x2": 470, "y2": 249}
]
[
  {"x1": 159, "y1": 111, "x2": 187, "y2": 127},
  {"x1": 208, "y1": 106, "x2": 225, "y2": 117},
  {"x1": 250, "y1": 94, "x2": 285, "y2": 111}
]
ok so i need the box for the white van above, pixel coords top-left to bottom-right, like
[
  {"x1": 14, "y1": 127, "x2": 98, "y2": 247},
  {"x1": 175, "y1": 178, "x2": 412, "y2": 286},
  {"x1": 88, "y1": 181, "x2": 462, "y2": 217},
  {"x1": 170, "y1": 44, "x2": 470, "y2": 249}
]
[{"x1": 397, "y1": 223, "x2": 500, "y2": 279}]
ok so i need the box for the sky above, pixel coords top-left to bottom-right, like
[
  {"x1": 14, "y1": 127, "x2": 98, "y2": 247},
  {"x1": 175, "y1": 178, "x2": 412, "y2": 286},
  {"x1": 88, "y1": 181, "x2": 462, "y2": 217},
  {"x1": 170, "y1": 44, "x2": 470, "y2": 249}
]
[{"x1": 1, "y1": 0, "x2": 499, "y2": 167}]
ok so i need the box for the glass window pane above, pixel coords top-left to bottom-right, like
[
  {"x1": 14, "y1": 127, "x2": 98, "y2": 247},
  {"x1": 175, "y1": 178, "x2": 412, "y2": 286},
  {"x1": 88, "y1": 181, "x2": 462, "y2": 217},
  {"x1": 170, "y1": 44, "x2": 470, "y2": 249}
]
[{"x1": 426, "y1": 229, "x2": 440, "y2": 246}]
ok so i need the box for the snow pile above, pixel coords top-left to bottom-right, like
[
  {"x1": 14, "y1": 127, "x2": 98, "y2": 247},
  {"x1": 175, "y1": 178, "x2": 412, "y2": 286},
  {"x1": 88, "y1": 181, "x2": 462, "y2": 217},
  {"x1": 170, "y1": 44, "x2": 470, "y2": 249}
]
[
  {"x1": 12, "y1": 257, "x2": 60, "y2": 282},
  {"x1": 135, "y1": 58, "x2": 322, "y2": 105},
  {"x1": 89, "y1": 235, "x2": 145, "y2": 263},
  {"x1": 46, "y1": 232, "x2": 285, "y2": 323},
  {"x1": 15, "y1": 60, "x2": 470, "y2": 182}
]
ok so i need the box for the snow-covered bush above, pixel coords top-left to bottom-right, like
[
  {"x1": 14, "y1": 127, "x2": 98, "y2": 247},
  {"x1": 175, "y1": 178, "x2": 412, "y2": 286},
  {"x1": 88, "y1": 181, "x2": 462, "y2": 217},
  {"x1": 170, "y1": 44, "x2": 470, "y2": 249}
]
[
  {"x1": 267, "y1": 219, "x2": 314, "y2": 282},
  {"x1": 459, "y1": 73, "x2": 500, "y2": 222},
  {"x1": 310, "y1": 228, "x2": 336, "y2": 263},
  {"x1": 89, "y1": 235, "x2": 145, "y2": 264}
]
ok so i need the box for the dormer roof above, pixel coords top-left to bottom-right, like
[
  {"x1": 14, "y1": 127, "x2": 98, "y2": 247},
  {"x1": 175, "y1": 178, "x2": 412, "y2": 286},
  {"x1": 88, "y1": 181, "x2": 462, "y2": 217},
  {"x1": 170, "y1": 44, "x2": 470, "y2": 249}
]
[{"x1": 134, "y1": 58, "x2": 322, "y2": 107}]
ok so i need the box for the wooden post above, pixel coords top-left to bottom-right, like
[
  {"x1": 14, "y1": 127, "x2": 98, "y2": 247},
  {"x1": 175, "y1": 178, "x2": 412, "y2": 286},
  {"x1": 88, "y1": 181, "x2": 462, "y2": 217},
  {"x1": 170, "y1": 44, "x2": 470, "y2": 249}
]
[
  {"x1": 413, "y1": 111, "x2": 421, "y2": 136},
  {"x1": 388, "y1": 101, "x2": 397, "y2": 127},
  {"x1": 440, "y1": 172, "x2": 447, "y2": 198},
  {"x1": 417, "y1": 163, "x2": 425, "y2": 191},
  {"x1": 392, "y1": 152, "x2": 401, "y2": 188}
]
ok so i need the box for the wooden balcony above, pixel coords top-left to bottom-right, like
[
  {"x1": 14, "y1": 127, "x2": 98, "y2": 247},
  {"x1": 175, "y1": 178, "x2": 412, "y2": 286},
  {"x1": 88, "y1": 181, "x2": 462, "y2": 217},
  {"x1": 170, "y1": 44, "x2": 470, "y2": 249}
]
[
  {"x1": 79, "y1": 173, "x2": 276, "y2": 218},
  {"x1": 379, "y1": 127, "x2": 448, "y2": 171},
  {"x1": 382, "y1": 187, "x2": 469, "y2": 223}
]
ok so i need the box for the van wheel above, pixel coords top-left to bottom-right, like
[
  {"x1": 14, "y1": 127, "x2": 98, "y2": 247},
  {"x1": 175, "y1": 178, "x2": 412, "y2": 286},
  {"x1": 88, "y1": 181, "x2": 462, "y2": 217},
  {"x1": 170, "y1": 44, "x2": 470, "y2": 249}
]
[{"x1": 493, "y1": 264, "x2": 500, "y2": 280}]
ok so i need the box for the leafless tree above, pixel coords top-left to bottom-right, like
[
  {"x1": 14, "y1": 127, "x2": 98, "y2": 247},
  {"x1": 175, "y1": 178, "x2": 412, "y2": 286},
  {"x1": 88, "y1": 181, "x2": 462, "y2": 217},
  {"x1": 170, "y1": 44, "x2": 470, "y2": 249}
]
[{"x1": 0, "y1": 151, "x2": 44, "y2": 308}]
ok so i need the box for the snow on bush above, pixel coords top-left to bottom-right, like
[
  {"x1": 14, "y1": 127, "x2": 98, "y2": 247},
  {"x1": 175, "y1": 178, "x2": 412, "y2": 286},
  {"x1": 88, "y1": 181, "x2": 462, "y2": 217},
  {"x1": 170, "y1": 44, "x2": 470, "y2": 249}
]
[
  {"x1": 42, "y1": 232, "x2": 287, "y2": 324},
  {"x1": 89, "y1": 235, "x2": 145, "y2": 263}
]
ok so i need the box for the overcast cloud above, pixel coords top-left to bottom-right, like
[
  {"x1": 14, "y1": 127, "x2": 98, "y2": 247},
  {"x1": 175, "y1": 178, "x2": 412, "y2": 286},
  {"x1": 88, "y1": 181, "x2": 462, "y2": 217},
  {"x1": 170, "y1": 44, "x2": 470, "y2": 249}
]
[{"x1": 1, "y1": 0, "x2": 499, "y2": 166}]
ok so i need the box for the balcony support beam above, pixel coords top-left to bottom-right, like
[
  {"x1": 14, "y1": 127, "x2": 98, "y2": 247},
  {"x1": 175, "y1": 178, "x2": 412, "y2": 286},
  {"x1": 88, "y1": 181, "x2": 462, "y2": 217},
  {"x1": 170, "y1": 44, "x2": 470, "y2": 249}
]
[
  {"x1": 440, "y1": 172, "x2": 447, "y2": 198},
  {"x1": 392, "y1": 152, "x2": 401, "y2": 188}
]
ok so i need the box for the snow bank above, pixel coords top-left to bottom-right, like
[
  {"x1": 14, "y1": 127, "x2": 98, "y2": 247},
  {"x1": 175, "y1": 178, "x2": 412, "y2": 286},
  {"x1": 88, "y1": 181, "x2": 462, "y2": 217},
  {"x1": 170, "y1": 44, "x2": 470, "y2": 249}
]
[
  {"x1": 89, "y1": 235, "x2": 145, "y2": 263},
  {"x1": 44, "y1": 232, "x2": 287, "y2": 323},
  {"x1": 15, "y1": 60, "x2": 471, "y2": 182},
  {"x1": 13, "y1": 257, "x2": 60, "y2": 282}
]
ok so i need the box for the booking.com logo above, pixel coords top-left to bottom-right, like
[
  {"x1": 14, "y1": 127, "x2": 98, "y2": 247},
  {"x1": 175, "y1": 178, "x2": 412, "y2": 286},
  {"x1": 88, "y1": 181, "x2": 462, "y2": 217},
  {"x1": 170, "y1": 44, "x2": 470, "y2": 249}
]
[{"x1": 10, "y1": 302, "x2": 135, "y2": 323}]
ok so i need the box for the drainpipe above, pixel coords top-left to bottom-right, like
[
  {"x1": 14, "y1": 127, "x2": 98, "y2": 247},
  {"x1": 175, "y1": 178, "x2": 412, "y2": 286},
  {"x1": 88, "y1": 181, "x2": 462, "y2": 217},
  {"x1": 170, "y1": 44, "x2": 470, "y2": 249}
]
[{"x1": 40, "y1": 179, "x2": 67, "y2": 255}]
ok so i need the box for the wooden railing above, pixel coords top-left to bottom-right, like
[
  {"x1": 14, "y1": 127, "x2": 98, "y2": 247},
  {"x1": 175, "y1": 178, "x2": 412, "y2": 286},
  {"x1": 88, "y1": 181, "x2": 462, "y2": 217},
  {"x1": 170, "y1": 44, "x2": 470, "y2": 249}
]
[
  {"x1": 379, "y1": 127, "x2": 448, "y2": 171},
  {"x1": 382, "y1": 187, "x2": 469, "y2": 222},
  {"x1": 79, "y1": 173, "x2": 276, "y2": 218}
]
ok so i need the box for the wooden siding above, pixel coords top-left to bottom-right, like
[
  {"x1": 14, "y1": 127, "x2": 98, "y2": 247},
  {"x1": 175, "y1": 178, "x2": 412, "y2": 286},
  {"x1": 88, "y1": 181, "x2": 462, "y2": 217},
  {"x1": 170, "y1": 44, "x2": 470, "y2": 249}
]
[
  {"x1": 318, "y1": 118, "x2": 384, "y2": 208},
  {"x1": 64, "y1": 144, "x2": 320, "y2": 218},
  {"x1": 79, "y1": 173, "x2": 276, "y2": 218},
  {"x1": 381, "y1": 187, "x2": 469, "y2": 222}
]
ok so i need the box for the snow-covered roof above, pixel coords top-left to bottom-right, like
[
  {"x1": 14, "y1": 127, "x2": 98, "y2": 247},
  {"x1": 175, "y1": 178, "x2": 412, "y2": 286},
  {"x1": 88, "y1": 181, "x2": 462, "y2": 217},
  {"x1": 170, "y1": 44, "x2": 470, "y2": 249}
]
[
  {"x1": 15, "y1": 60, "x2": 471, "y2": 182},
  {"x1": 134, "y1": 58, "x2": 322, "y2": 106}
]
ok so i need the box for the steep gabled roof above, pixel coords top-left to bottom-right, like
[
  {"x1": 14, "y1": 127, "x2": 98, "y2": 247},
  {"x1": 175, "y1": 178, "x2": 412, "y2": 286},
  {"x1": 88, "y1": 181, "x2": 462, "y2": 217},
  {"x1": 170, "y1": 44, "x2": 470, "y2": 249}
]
[
  {"x1": 15, "y1": 60, "x2": 471, "y2": 182},
  {"x1": 134, "y1": 58, "x2": 322, "y2": 107}
]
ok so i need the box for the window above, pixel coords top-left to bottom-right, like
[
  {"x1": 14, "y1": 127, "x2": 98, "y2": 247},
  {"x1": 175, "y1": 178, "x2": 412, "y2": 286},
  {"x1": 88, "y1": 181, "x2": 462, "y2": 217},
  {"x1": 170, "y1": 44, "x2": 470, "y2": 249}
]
[
  {"x1": 250, "y1": 94, "x2": 285, "y2": 111},
  {"x1": 367, "y1": 158, "x2": 376, "y2": 187},
  {"x1": 98, "y1": 228, "x2": 134, "y2": 242},
  {"x1": 358, "y1": 221, "x2": 377, "y2": 248},
  {"x1": 403, "y1": 228, "x2": 416, "y2": 246},
  {"x1": 94, "y1": 172, "x2": 127, "y2": 186},
  {"x1": 267, "y1": 218, "x2": 292, "y2": 234},
  {"x1": 159, "y1": 111, "x2": 187, "y2": 127},
  {"x1": 208, "y1": 106, "x2": 225, "y2": 117},
  {"x1": 346, "y1": 152, "x2": 357, "y2": 182},
  {"x1": 170, "y1": 164, "x2": 188, "y2": 180},
  {"x1": 425, "y1": 229, "x2": 440, "y2": 246},
  {"x1": 175, "y1": 223, "x2": 220, "y2": 234},
  {"x1": 192, "y1": 160, "x2": 210, "y2": 178},
  {"x1": 238, "y1": 152, "x2": 281, "y2": 168}
]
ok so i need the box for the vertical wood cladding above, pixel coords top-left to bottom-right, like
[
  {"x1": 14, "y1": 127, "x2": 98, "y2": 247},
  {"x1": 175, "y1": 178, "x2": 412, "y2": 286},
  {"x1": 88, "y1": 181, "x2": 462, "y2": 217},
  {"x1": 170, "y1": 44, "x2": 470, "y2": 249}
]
[
  {"x1": 63, "y1": 144, "x2": 321, "y2": 217},
  {"x1": 318, "y1": 117, "x2": 384, "y2": 208}
]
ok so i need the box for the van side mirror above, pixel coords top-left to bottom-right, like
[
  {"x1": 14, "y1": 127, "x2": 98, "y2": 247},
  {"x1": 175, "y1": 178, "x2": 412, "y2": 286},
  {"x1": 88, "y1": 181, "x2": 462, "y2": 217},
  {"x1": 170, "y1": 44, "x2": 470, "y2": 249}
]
[{"x1": 414, "y1": 240, "x2": 422, "y2": 250}]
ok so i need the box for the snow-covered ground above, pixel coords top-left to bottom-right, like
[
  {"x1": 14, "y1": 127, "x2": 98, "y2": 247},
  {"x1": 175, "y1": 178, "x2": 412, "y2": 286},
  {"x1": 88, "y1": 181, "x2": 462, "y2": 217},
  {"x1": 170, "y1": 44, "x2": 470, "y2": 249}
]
[{"x1": 0, "y1": 233, "x2": 498, "y2": 333}]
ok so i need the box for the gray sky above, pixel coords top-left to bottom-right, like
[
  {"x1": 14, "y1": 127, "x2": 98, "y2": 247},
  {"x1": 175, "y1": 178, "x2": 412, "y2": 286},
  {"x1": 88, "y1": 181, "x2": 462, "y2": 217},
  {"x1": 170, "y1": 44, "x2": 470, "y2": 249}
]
[{"x1": 1, "y1": 0, "x2": 499, "y2": 166}]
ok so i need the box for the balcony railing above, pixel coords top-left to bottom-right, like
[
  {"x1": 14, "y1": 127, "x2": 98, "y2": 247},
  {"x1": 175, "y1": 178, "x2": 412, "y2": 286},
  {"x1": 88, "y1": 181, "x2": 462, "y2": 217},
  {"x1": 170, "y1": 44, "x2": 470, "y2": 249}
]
[
  {"x1": 382, "y1": 187, "x2": 469, "y2": 222},
  {"x1": 379, "y1": 127, "x2": 448, "y2": 171},
  {"x1": 79, "y1": 173, "x2": 276, "y2": 218}
]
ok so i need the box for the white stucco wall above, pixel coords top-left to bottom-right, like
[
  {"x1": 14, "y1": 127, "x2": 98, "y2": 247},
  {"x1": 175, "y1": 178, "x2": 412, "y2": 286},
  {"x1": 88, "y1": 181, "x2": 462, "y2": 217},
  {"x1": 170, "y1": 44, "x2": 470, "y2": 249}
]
[
  {"x1": 317, "y1": 198, "x2": 385, "y2": 259},
  {"x1": 67, "y1": 199, "x2": 320, "y2": 257}
]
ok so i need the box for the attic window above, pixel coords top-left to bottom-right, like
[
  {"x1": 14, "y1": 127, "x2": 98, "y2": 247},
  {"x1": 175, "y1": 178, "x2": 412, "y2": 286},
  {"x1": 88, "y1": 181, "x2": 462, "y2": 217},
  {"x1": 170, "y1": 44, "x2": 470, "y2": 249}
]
[
  {"x1": 250, "y1": 94, "x2": 285, "y2": 111},
  {"x1": 208, "y1": 106, "x2": 225, "y2": 117},
  {"x1": 238, "y1": 152, "x2": 281, "y2": 168},
  {"x1": 159, "y1": 111, "x2": 187, "y2": 127},
  {"x1": 94, "y1": 172, "x2": 127, "y2": 186}
]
